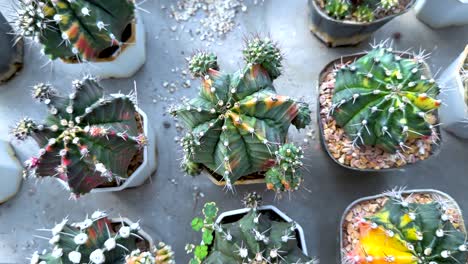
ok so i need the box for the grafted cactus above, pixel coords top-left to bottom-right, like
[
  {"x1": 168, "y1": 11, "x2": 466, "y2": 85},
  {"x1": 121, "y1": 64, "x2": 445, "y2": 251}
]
[
  {"x1": 171, "y1": 37, "x2": 311, "y2": 191},
  {"x1": 125, "y1": 243, "x2": 175, "y2": 264},
  {"x1": 12, "y1": 77, "x2": 146, "y2": 196},
  {"x1": 187, "y1": 202, "x2": 316, "y2": 264},
  {"x1": 330, "y1": 46, "x2": 440, "y2": 153},
  {"x1": 30, "y1": 211, "x2": 147, "y2": 264},
  {"x1": 345, "y1": 193, "x2": 468, "y2": 264},
  {"x1": 14, "y1": 0, "x2": 135, "y2": 61}
]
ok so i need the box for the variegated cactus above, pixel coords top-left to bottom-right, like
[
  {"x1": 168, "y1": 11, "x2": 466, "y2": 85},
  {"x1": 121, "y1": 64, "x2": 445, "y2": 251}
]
[
  {"x1": 14, "y1": 0, "x2": 135, "y2": 61},
  {"x1": 186, "y1": 202, "x2": 317, "y2": 264},
  {"x1": 330, "y1": 45, "x2": 440, "y2": 153},
  {"x1": 12, "y1": 77, "x2": 146, "y2": 196},
  {"x1": 29, "y1": 211, "x2": 148, "y2": 264},
  {"x1": 344, "y1": 192, "x2": 468, "y2": 264},
  {"x1": 171, "y1": 37, "x2": 311, "y2": 192}
]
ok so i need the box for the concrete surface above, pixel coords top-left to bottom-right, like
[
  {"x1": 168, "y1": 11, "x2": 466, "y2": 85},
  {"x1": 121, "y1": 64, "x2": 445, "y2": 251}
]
[{"x1": 0, "y1": 0, "x2": 467, "y2": 263}]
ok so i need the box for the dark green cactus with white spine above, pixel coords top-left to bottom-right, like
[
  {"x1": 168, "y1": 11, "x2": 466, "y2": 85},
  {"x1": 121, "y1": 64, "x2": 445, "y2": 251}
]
[
  {"x1": 187, "y1": 202, "x2": 317, "y2": 264},
  {"x1": 30, "y1": 211, "x2": 146, "y2": 264},
  {"x1": 13, "y1": 77, "x2": 146, "y2": 196},
  {"x1": 330, "y1": 46, "x2": 441, "y2": 153},
  {"x1": 14, "y1": 0, "x2": 135, "y2": 61},
  {"x1": 265, "y1": 144, "x2": 304, "y2": 192},
  {"x1": 172, "y1": 37, "x2": 311, "y2": 192},
  {"x1": 345, "y1": 190, "x2": 468, "y2": 264}
]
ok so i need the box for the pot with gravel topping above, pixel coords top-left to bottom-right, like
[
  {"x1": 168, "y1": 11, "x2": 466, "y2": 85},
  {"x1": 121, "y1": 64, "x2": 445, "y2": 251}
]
[{"x1": 318, "y1": 43, "x2": 442, "y2": 171}]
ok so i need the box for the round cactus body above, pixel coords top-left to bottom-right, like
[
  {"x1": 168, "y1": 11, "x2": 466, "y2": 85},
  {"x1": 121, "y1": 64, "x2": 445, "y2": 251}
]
[
  {"x1": 346, "y1": 194, "x2": 468, "y2": 264},
  {"x1": 331, "y1": 47, "x2": 440, "y2": 153},
  {"x1": 14, "y1": 0, "x2": 135, "y2": 61},
  {"x1": 13, "y1": 77, "x2": 146, "y2": 196},
  {"x1": 172, "y1": 38, "x2": 311, "y2": 189},
  {"x1": 30, "y1": 212, "x2": 146, "y2": 264}
]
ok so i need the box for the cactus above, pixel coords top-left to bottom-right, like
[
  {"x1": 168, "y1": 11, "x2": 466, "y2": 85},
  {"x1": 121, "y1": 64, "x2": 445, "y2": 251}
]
[
  {"x1": 265, "y1": 144, "x2": 304, "y2": 193},
  {"x1": 322, "y1": 0, "x2": 404, "y2": 21},
  {"x1": 12, "y1": 77, "x2": 146, "y2": 196},
  {"x1": 171, "y1": 37, "x2": 311, "y2": 191},
  {"x1": 187, "y1": 202, "x2": 317, "y2": 264},
  {"x1": 14, "y1": 0, "x2": 135, "y2": 61},
  {"x1": 380, "y1": 0, "x2": 399, "y2": 9},
  {"x1": 344, "y1": 192, "x2": 468, "y2": 264},
  {"x1": 325, "y1": 0, "x2": 351, "y2": 20},
  {"x1": 29, "y1": 211, "x2": 149, "y2": 264},
  {"x1": 352, "y1": 5, "x2": 375, "y2": 22},
  {"x1": 330, "y1": 46, "x2": 441, "y2": 153},
  {"x1": 125, "y1": 243, "x2": 175, "y2": 264}
]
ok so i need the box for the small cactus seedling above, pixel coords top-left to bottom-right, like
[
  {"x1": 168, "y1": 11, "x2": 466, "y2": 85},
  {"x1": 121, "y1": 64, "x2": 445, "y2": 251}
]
[
  {"x1": 125, "y1": 243, "x2": 175, "y2": 264},
  {"x1": 186, "y1": 202, "x2": 317, "y2": 264},
  {"x1": 30, "y1": 211, "x2": 151, "y2": 264},
  {"x1": 322, "y1": 0, "x2": 404, "y2": 21},
  {"x1": 325, "y1": 0, "x2": 351, "y2": 20},
  {"x1": 171, "y1": 37, "x2": 311, "y2": 192},
  {"x1": 330, "y1": 45, "x2": 440, "y2": 153},
  {"x1": 13, "y1": 0, "x2": 135, "y2": 61},
  {"x1": 344, "y1": 191, "x2": 468, "y2": 264},
  {"x1": 13, "y1": 77, "x2": 146, "y2": 196}
]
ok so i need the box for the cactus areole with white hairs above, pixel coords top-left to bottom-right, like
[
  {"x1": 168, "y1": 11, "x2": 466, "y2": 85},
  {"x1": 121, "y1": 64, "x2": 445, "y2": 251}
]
[
  {"x1": 330, "y1": 46, "x2": 441, "y2": 153},
  {"x1": 14, "y1": 0, "x2": 135, "y2": 62},
  {"x1": 171, "y1": 37, "x2": 312, "y2": 193},
  {"x1": 12, "y1": 77, "x2": 147, "y2": 196}
]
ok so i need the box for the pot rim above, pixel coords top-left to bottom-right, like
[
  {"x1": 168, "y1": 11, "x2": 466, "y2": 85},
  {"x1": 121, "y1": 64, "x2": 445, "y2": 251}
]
[
  {"x1": 317, "y1": 51, "x2": 443, "y2": 172},
  {"x1": 216, "y1": 205, "x2": 308, "y2": 256},
  {"x1": 310, "y1": 0, "x2": 416, "y2": 26},
  {"x1": 339, "y1": 189, "x2": 465, "y2": 261}
]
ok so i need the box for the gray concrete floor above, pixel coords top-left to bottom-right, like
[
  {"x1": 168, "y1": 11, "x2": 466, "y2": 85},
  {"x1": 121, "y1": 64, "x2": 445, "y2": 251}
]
[{"x1": 0, "y1": 0, "x2": 468, "y2": 263}]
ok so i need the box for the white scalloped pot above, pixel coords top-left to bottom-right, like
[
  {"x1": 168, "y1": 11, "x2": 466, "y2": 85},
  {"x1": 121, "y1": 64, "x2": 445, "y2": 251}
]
[
  {"x1": 415, "y1": 0, "x2": 468, "y2": 28},
  {"x1": 216, "y1": 205, "x2": 309, "y2": 256},
  {"x1": 111, "y1": 217, "x2": 154, "y2": 248},
  {"x1": 58, "y1": 10, "x2": 146, "y2": 79},
  {"x1": 439, "y1": 45, "x2": 468, "y2": 139},
  {"x1": 57, "y1": 108, "x2": 157, "y2": 193}
]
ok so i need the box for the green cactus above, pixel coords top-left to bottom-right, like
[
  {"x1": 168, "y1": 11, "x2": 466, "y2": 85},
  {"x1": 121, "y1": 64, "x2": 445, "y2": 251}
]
[
  {"x1": 14, "y1": 0, "x2": 135, "y2": 61},
  {"x1": 171, "y1": 37, "x2": 311, "y2": 191},
  {"x1": 187, "y1": 202, "x2": 317, "y2": 264},
  {"x1": 345, "y1": 191, "x2": 468, "y2": 264},
  {"x1": 125, "y1": 243, "x2": 175, "y2": 264},
  {"x1": 330, "y1": 46, "x2": 441, "y2": 153},
  {"x1": 352, "y1": 5, "x2": 375, "y2": 22},
  {"x1": 12, "y1": 77, "x2": 146, "y2": 196},
  {"x1": 30, "y1": 211, "x2": 148, "y2": 264},
  {"x1": 325, "y1": 0, "x2": 351, "y2": 20},
  {"x1": 265, "y1": 144, "x2": 304, "y2": 193},
  {"x1": 380, "y1": 0, "x2": 399, "y2": 9}
]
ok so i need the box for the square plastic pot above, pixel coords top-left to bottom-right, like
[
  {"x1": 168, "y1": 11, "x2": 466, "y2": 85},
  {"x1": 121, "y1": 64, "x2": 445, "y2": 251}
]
[
  {"x1": 216, "y1": 205, "x2": 309, "y2": 256},
  {"x1": 308, "y1": 0, "x2": 415, "y2": 47},
  {"x1": 317, "y1": 52, "x2": 442, "y2": 172},
  {"x1": 439, "y1": 45, "x2": 468, "y2": 139},
  {"x1": 415, "y1": 0, "x2": 468, "y2": 28},
  {"x1": 58, "y1": 107, "x2": 158, "y2": 193},
  {"x1": 339, "y1": 189, "x2": 466, "y2": 263},
  {"x1": 0, "y1": 12, "x2": 23, "y2": 84},
  {"x1": 58, "y1": 10, "x2": 146, "y2": 79}
]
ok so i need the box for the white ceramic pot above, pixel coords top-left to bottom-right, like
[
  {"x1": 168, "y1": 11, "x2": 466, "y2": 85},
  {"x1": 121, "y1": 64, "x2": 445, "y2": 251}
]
[
  {"x1": 439, "y1": 45, "x2": 468, "y2": 139},
  {"x1": 110, "y1": 217, "x2": 154, "y2": 248},
  {"x1": 0, "y1": 140, "x2": 23, "y2": 203},
  {"x1": 415, "y1": 0, "x2": 468, "y2": 28},
  {"x1": 216, "y1": 205, "x2": 309, "y2": 256},
  {"x1": 58, "y1": 108, "x2": 157, "y2": 193},
  {"x1": 58, "y1": 10, "x2": 146, "y2": 79}
]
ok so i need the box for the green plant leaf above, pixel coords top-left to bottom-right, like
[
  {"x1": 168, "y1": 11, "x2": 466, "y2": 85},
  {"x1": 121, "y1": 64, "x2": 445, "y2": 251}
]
[
  {"x1": 202, "y1": 230, "x2": 214, "y2": 245},
  {"x1": 194, "y1": 245, "x2": 208, "y2": 260},
  {"x1": 191, "y1": 217, "x2": 204, "y2": 231}
]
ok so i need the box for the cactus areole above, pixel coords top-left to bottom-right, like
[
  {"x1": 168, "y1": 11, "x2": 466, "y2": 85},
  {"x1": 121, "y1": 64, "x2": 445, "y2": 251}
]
[
  {"x1": 344, "y1": 191, "x2": 468, "y2": 264},
  {"x1": 14, "y1": 0, "x2": 136, "y2": 62},
  {"x1": 13, "y1": 77, "x2": 147, "y2": 196},
  {"x1": 172, "y1": 37, "x2": 311, "y2": 192},
  {"x1": 330, "y1": 46, "x2": 441, "y2": 153}
]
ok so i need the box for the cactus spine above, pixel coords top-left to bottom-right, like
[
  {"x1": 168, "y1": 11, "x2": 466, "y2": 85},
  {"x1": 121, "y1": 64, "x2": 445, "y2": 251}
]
[
  {"x1": 30, "y1": 211, "x2": 150, "y2": 264},
  {"x1": 125, "y1": 243, "x2": 175, "y2": 264},
  {"x1": 13, "y1": 77, "x2": 146, "y2": 196},
  {"x1": 172, "y1": 37, "x2": 311, "y2": 192},
  {"x1": 345, "y1": 191, "x2": 468, "y2": 264},
  {"x1": 187, "y1": 202, "x2": 317, "y2": 264},
  {"x1": 330, "y1": 45, "x2": 440, "y2": 153},
  {"x1": 14, "y1": 0, "x2": 135, "y2": 61}
]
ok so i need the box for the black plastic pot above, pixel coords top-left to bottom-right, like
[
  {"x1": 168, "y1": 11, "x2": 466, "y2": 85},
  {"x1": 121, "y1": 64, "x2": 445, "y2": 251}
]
[
  {"x1": 317, "y1": 52, "x2": 442, "y2": 172},
  {"x1": 0, "y1": 12, "x2": 23, "y2": 84},
  {"x1": 308, "y1": 0, "x2": 416, "y2": 47}
]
